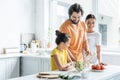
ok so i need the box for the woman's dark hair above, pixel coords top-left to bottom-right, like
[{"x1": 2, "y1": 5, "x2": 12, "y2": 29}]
[
  {"x1": 55, "y1": 30, "x2": 70, "y2": 45},
  {"x1": 68, "y1": 3, "x2": 84, "y2": 17},
  {"x1": 85, "y1": 14, "x2": 96, "y2": 21}
]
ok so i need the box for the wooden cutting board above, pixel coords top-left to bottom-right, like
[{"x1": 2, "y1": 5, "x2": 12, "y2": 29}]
[
  {"x1": 37, "y1": 74, "x2": 59, "y2": 79},
  {"x1": 39, "y1": 71, "x2": 61, "y2": 75}
]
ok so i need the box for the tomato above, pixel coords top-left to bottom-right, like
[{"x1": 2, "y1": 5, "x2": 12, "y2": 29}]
[
  {"x1": 100, "y1": 65, "x2": 105, "y2": 70},
  {"x1": 96, "y1": 65, "x2": 101, "y2": 70},
  {"x1": 91, "y1": 65, "x2": 96, "y2": 69}
]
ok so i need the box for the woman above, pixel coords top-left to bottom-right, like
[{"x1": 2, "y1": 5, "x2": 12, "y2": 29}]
[{"x1": 84, "y1": 14, "x2": 105, "y2": 65}]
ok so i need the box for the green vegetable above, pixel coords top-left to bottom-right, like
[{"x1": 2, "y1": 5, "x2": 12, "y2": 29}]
[
  {"x1": 59, "y1": 74, "x2": 69, "y2": 79},
  {"x1": 75, "y1": 61, "x2": 86, "y2": 72}
]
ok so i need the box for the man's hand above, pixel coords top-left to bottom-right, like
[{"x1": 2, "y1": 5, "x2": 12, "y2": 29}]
[{"x1": 85, "y1": 50, "x2": 91, "y2": 56}]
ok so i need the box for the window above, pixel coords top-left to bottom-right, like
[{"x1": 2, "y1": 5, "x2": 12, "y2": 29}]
[
  {"x1": 49, "y1": 0, "x2": 70, "y2": 48},
  {"x1": 99, "y1": 24, "x2": 107, "y2": 45},
  {"x1": 98, "y1": 0, "x2": 120, "y2": 51},
  {"x1": 49, "y1": 0, "x2": 93, "y2": 48}
]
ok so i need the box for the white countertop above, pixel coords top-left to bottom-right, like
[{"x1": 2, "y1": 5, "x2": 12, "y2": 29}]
[
  {"x1": 0, "y1": 53, "x2": 21, "y2": 58},
  {"x1": 0, "y1": 52, "x2": 50, "y2": 59},
  {"x1": 8, "y1": 65, "x2": 120, "y2": 80},
  {"x1": 0, "y1": 50, "x2": 119, "y2": 59},
  {"x1": 0, "y1": 48, "x2": 52, "y2": 59}
]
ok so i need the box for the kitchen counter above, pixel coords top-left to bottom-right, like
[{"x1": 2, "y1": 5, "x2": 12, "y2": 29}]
[
  {"x1": 0, "y1": 50, "x2": 120, "y2": 59},
  {"x1": 0, "y1": 53, "x2": 21, "y2": 58},
  {"x1": 0, "y1": 52, "x2": 50, "y2": 59},
  {"x1": 0, "y1": 48, "x2": 52, "y2": 59},
  {"x1": 8, "y1": 65, "x2": 120, "y2": 80}
]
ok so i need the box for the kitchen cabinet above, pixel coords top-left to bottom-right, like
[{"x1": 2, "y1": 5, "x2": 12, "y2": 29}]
[
  {"x1": 0, "y1": 57, "x2": 20, "y2": 80},
  {"x1": 0, "y1": 59, "x2": 6, "y2": 80},
  {"x1": 21, "y1": 56, "x2": 50, "y2": 76}
]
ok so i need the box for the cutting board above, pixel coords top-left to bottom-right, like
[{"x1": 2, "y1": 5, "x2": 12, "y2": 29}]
[
  {"x1": 37, "y1": 72, "x2": 59, "y2": 79},
  {"x1": 39, "y1": 72, "x2": 60, "y2": 75},
  {"x1": 37, "y1": 74, "x2": 59, "y2": 79}
]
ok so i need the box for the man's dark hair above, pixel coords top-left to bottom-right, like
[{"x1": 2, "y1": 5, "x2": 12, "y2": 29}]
[{"x1": 68, "y1": 3, "x2": 84, "y2": 17}]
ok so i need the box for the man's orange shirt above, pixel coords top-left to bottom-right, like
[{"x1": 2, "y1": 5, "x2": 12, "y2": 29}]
[{"x1": 60, "y1": 19, "x2": 89, "y2": 61}]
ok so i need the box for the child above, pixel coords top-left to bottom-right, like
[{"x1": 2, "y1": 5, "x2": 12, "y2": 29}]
[
  {"x1": 84, "y1": 14, "x2": 106, "y2": 65},
  {"x1": 50, "y1": 30, "x2": 73, "y2": 71}
]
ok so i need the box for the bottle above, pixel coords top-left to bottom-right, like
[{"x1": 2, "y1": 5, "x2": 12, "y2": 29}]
[
  {"x1": 31, "y1": 40, "x2": 37, "y2": 52},
  {"x1": 2, "y1": 48, "x2": 6, "y2": 54}
]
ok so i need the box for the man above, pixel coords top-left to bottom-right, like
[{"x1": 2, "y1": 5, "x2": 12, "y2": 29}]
[{"x1": 60, "y1": 3, "x2": 90, "y2": 61}]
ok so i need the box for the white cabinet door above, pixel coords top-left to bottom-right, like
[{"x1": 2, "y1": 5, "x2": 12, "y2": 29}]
[
  {"x1": 0, "y1": 60, "x2": 6, "y2": 80},
  {"x1": 41, "y1": 57, "x2": 50, "y2": 72},
  {"x1": 0, "y1": 57, "x2": 19, "y2": 80},
  {"x1": 6, "y1": 58, "x2": 20, "y2": 79},
  {"x1": 21, "y1": 56, "x2": 50, "y2": 76},
  {"x1": 21, "y1": 57, "x2": 39, "y2": 76}
]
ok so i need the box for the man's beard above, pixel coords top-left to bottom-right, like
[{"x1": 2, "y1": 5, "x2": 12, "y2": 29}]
[{"x1": 70, "y1": 19, "x2": 79, "y2": 24}]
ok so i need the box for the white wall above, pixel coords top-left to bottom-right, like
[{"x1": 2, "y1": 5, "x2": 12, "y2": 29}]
[
  {"x1": 0, "y1": 0, "x2": 35, "y2": 48},
  {"x1": 0, "y1": 0, "x2": 97, "y2": 49}
]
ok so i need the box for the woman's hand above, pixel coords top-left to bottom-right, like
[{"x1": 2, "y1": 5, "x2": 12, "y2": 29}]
[{"x1": 99, "y1": 62, "x2": 107, "y2": 66}]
